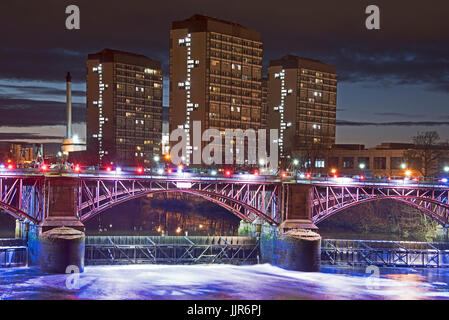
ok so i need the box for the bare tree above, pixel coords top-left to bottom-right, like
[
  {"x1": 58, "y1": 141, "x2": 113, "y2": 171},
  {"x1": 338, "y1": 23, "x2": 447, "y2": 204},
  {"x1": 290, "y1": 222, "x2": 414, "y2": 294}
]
[{"x1": 404, "y1": 131, "x2": 443, "y2": 177}]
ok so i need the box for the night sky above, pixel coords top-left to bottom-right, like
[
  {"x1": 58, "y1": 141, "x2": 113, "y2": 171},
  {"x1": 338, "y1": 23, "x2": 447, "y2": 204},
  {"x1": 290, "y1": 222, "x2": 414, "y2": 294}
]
[{"x1": 0, "y1": 0, "x2": 448, "y2": 147}]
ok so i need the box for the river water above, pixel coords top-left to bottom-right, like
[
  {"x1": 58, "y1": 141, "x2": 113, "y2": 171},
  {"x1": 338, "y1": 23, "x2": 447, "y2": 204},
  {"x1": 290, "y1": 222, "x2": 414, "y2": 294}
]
[{"x1": 1, "y1": 264, "x2": 449, "y2": 300}]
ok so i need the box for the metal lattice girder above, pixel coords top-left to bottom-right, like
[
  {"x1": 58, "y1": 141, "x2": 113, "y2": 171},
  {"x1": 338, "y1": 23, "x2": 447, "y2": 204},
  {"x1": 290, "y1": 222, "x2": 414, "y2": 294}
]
[
  {"x1": 78, "y1": 177, "x2": 282, "y2": 225},
  {"x1": 312, "y1": 184, "x2": 449, "y2": 227},
  {"x1": 0, "y1": 176, "x2": 44, "y2": 223},
  {"x1": 1, "y1": 172, "x2": 449, "y2": 228}
]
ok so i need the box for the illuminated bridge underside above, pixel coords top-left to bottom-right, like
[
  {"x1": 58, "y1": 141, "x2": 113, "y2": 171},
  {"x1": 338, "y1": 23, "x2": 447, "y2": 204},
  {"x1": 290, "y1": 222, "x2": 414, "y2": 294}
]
[
  {"x1": 312, "y1": 185, "x2": 449, "y2": 227},
  {"x1": 79, "y1": 179, "x2": 282, "y2": 225}
]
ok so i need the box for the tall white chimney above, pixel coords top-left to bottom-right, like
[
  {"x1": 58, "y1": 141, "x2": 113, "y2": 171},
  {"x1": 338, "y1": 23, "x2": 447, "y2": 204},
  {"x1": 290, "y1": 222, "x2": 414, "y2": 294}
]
[{"x1": 66, "y1": 72, "x2": 72, "y2": 139}]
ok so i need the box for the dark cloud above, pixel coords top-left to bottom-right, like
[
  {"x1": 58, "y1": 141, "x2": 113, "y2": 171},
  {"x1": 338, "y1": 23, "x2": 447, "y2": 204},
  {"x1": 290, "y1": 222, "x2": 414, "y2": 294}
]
[
  {"x1": 0, "y1": 0, "x2": 448, "y2": 147},
  {"x1": 0, "y1": 97, "x2": 85, "y2": 126},
  {"x1": 0, "y1": 0, "x2": 447, "y2": 91},
  {"x1": 332, "y1": 47, "x2": 449, "y2": 91},
  {"x1": 0, "y1": 133, "x2": 63, "y2": 140},
  {"x1": 0, "y1": 83, "x2": 85, "y2": 98},
  {"x1": 337, "y1": 120, "x2": 449, "y2": 127},
  {"x1": 372, "y1": 112, "x2": 426, "y2": 119}
]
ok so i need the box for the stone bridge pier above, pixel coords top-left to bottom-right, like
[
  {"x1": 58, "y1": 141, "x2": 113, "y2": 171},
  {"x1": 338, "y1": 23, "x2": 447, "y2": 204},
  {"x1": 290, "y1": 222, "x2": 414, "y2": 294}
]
[
  {"x1": 32, "y1": 177, "x2": 85, "y2": 273},
  {"x1": 259, "y1": 184, "x2": 321, "y2": 272}
]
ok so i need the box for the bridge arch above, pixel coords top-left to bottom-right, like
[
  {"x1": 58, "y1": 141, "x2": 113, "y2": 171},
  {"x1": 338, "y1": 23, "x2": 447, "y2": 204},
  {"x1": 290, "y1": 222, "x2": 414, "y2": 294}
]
[
  {"x1": 0, "y1": 201, "x2": 39, "y2": 224},
  {"x1": 79, "y1": 188, "x2": 278, "y2": 225},
  {"x1": 313, "y1": 193, "x2": 449, "y2": 228}
]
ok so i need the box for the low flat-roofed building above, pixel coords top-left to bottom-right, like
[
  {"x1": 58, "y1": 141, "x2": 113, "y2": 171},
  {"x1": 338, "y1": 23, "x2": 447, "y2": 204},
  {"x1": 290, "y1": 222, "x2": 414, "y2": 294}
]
[{"x1": 300, "y1": 143, "x2": 449, "y2": 178}]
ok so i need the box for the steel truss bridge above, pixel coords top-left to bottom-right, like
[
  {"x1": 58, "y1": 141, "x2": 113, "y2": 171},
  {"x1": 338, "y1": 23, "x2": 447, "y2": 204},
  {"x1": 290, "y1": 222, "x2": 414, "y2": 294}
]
[
  {"x1": 0, "y1": 172, "x2": 448, "y2": 228},
  {"x1": 311, "y1": 184, "x2": 449, "y2": 226}
]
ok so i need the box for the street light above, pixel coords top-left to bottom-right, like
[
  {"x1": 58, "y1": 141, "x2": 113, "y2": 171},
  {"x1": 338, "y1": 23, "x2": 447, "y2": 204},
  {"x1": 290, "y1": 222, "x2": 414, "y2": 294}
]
[
  {"x1": 444, "y1": 166, "x2": 449, "y2": 173},
  {"x1": 405, "y1": 170, "x2": 412, "y2": 177},
  {"x1": 401, "y1": 163, "x2": 407, "y2": 170},
  {"x1": 154, "y1": 155, "x2": 160, "y2": 162},
  {"x1": 359, "y1": 163, "x2": 366, "y2": 170},
  {"x1": 293, "y1": 159, "x2": 299, "y2": 166}
]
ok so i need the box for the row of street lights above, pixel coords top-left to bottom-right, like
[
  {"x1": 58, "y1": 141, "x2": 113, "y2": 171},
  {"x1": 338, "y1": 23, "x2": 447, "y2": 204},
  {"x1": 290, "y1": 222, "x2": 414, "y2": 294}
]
[{"x1": 288, "y1": 158, "x2": 441, "y2": 178}]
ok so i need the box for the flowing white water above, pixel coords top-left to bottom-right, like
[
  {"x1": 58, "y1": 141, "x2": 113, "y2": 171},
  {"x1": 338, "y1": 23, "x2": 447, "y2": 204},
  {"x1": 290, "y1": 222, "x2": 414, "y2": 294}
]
[{"x1": 0, "y1": 264, "x2": 448, "y2": 300}]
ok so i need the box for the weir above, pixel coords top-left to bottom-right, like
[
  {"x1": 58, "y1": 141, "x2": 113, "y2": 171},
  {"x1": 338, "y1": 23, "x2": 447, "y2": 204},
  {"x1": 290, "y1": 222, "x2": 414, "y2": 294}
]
[
  {"x1": 85, "y1": 236, "x2": 259, "y2": 265},
  {"x1": 3, "y1": 236, "x2": 449, "y2": 269},
  {"x1": 321, "y1": 239, "x2": 449, "y2": 268},
  {"x1": 0, "y1": 238, "x2": 28, "y2": 267}
]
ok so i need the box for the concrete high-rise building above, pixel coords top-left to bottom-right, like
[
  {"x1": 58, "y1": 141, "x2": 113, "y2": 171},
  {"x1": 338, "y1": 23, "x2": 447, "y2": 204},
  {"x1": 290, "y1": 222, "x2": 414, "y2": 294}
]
[
  {"x1": 267, "y1": 55, "x2": 337, "y2": 160},
  {"x1": 170, "y1": 15, "x2": 263, "y2": 164},
  {"x1": 261, "y1": 77, "x2": 268, "y2": 129},
  {"x1": 162, "y1": 106, "x2": 170, "y2": 156},
  {"x1": 86, "y1": 49, "x2": 163, "y2": 166}
]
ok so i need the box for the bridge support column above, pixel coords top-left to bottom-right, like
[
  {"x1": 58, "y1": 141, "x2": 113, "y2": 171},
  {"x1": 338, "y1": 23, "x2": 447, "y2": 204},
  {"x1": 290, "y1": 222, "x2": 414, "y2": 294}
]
[
  {"x1": 261, "y1": 184, "x2": 321, "y2": 272},
  {"x1": 280, "y1": 184, "x2": 318, "y2": 231},
  {"x1": 38, "y1": 178, "x2": 85, "y2": 273}
]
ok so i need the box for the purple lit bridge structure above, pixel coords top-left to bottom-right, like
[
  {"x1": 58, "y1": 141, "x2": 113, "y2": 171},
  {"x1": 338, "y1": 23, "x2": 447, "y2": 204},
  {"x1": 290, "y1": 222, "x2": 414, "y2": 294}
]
[{"x1": 1, "y1": 172, "x2": 449, "y2": 231}]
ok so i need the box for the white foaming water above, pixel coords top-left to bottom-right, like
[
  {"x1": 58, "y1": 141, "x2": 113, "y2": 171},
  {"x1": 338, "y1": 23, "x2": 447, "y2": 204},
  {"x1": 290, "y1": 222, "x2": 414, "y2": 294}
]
[{"x1": 0, "y1": 264, "x2": 448, "y2": 300}]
